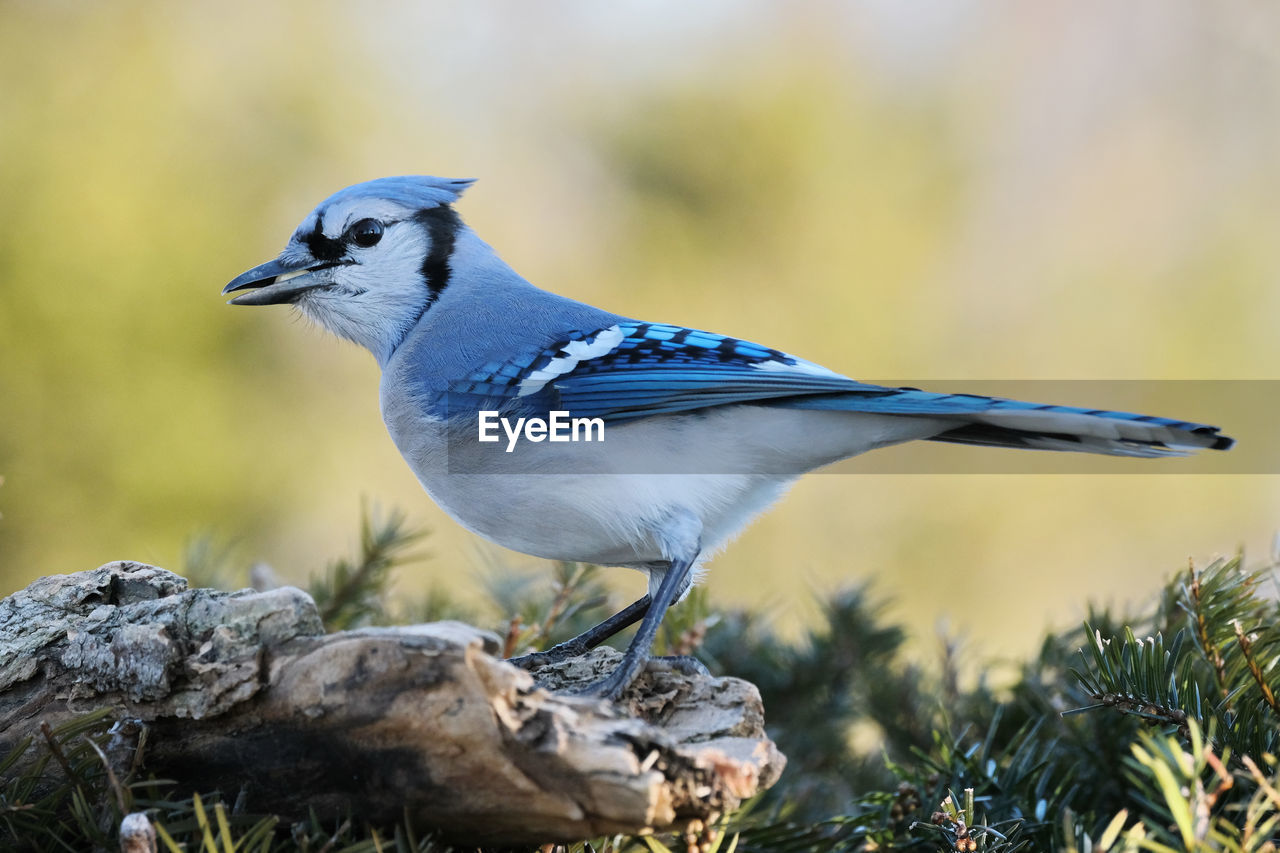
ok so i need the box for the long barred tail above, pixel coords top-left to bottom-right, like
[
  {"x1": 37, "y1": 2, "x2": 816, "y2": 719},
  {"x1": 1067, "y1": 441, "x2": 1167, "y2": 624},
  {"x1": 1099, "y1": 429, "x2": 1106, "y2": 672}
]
[
  {"x1": 785, "y1": 389, "x2": 1235, "y2": 458},
  {"x1": 927, "y1": 407, "x2": 1233, "y2": 457}
]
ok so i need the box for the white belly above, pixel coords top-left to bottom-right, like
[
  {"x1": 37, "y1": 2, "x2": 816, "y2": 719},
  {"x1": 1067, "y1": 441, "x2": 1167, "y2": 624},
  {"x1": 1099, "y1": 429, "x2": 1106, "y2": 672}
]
[{"x1": 380, "y1": 391, "x2": 947, "y2": 568}]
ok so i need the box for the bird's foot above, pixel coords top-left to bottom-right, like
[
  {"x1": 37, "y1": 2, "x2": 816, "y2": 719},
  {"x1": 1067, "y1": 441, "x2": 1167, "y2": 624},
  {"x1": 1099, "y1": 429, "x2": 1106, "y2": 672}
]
[
  {"x1": 567, "y1": 653, "x2": 710, "y2": 701},
  {"x1": 568, "y1": 663, "x2": 634, "y2": 702},
  {"x1": 506, "y1": 639, "x2": 588, "y2": 671},
  {"x1": 644, "y1": 654, "x2": 710, "y2": 677}
]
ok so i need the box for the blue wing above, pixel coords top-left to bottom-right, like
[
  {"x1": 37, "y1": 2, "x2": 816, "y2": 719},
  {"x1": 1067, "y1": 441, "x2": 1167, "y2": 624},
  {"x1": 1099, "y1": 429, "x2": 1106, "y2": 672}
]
[
  {"x1": 448, "y1": 322, "x2": 1233, "y2": 454},
  {"x1": 449, "y1": 321, "x2": 862, "y2": 418}
]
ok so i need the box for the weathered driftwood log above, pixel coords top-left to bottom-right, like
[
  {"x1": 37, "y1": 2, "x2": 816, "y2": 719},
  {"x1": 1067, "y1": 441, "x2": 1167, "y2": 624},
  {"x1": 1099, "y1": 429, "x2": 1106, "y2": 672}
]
[{"x1": 0, "y1": 562, "x2": 784, "y2": 844}]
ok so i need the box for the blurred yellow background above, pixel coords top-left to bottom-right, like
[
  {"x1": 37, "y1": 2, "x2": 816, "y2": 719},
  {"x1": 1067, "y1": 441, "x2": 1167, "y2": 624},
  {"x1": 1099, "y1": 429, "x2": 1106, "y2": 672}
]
[{"x1": 2, "y1": 1, "x2": 1278, "y2": 660}]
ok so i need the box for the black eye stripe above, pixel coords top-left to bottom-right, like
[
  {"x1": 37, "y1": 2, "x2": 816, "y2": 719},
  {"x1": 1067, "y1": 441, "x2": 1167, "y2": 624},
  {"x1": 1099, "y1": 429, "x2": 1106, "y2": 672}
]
[
  {"x1": 299, "y1": 215, "x2": 400, "y2": 260},
  {"x1": 303, "y1": 215, "x2": 344, "y2": 262}
]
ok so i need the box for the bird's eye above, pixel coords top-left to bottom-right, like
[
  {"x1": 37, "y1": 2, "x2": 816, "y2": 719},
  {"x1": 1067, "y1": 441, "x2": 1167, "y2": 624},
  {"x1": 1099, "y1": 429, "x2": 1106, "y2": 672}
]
[{"x1": 348, "y1": 218, "x2": 384, "y2": 248}]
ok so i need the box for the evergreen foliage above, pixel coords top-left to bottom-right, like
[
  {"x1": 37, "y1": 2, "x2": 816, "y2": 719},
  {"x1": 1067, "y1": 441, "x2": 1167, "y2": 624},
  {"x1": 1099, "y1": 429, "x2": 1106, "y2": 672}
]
[
  {"x1": 306, "y1": 503, "x2": 431, "y2": 631},
  {"x1": 4, "y1": 509, "x2": 1280, "y2": 852}
]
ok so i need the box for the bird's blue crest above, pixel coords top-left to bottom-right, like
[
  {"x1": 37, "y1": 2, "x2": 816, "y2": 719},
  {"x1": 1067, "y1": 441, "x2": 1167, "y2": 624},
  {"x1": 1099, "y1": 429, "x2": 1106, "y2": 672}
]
[{"x1": 320, "y1": 175, "x2": 475, "y2": 211}]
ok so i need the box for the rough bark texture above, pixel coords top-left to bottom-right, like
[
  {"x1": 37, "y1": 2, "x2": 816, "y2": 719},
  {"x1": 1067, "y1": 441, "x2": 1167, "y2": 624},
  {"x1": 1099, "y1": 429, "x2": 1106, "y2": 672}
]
[{"x1": 0, "y1": 562, "x2": 785, "y2": 844}]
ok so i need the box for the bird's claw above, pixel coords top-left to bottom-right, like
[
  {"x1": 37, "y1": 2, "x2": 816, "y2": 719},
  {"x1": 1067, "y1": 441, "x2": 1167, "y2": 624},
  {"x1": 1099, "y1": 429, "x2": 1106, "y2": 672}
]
[
  {"x1": 564, "y1": 654, "x2": 711, "y2": 701},
  {"x1": 506, "y1": 640, "x2": 587, "y2": 671},
  {"x1": 644, "y1": 654, "x2": 710, "y2": 677}
]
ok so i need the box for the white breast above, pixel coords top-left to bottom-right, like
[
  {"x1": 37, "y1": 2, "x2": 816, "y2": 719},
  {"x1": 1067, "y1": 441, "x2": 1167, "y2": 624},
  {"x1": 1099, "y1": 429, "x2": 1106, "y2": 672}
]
[{"x1": 379, "y1": 385, "x2": 949, "y2": 572}]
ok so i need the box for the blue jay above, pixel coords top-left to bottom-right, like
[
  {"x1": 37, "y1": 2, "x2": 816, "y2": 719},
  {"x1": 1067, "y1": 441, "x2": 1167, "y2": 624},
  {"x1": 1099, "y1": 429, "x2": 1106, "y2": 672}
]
[{"x1": 224, "y1": 175, "x2": 1233, "y2": 699}]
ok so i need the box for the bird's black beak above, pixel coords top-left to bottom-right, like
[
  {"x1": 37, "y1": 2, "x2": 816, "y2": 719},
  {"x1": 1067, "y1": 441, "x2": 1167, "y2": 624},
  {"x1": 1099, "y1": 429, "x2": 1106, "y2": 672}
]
[{"x1": 222, "y1": 257, "x2": 337, "y2": 306}]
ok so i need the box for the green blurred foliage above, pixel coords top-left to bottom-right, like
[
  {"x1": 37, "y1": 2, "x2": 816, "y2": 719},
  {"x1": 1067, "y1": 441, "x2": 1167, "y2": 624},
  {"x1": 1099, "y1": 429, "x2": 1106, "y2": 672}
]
[{"x1": 1, "y1": 2, "x2": 1278, "y2": 657}]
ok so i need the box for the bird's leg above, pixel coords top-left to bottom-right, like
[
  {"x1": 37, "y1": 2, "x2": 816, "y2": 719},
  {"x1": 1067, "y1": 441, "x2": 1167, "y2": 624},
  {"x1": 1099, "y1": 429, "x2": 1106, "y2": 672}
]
[
  {"x1": 572, "y1": 548, "x2": 698, "y2": 699},
  {"x1": 638, "y1": 568, "x2": 709, "y2": 677},
  {"x1": 507, "y1": 594, "x2": 651, "y2": 670}
]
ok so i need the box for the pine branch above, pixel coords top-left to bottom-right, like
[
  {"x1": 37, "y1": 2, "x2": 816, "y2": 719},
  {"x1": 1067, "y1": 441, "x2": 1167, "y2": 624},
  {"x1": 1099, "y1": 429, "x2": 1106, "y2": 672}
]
[
  {"x1": 488, "y1": 559, "x2": 614, "y2": 655},
  {"x1": 308, "y1": 503, "x2": 427, "y2": 631},
  {"x1": 1233, "y1": 619, "x2": 1280, "y2": 719},
  {"x1": 1068, "y1": 626, "x2": 1199, "y2": 739},
  {"x1": 1187, "y1": 560, "x2": 1231, "y2": 705},
  {"x1": 1070, "y1": 554, "x2": 1280, "y2": 763}
]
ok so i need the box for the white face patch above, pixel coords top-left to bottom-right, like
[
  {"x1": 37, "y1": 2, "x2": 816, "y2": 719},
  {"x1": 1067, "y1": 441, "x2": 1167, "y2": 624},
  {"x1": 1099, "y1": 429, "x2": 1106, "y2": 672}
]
[
  {"x1": 292, "y1": 220, "x2": 433, "y2": 364},
  {"x1": 324, "y1": 198, "x2": 416, "y2": 238},
  {"x1": 517, "y1": 325, "x2": 626, "y2": 397}
]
